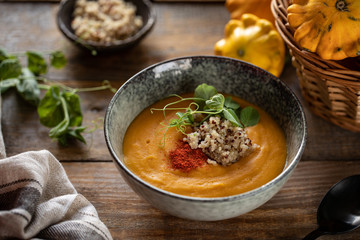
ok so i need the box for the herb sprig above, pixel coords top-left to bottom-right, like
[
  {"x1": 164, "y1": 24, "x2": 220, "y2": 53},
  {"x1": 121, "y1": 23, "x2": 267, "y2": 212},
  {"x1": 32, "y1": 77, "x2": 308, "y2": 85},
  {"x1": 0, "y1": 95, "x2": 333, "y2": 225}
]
[
  {"x1": 151, "y1": 83, "x2": 260, "y2": 141},
  {"x1": 0, "y1": 48, "x2": 116, "y2": 145}
]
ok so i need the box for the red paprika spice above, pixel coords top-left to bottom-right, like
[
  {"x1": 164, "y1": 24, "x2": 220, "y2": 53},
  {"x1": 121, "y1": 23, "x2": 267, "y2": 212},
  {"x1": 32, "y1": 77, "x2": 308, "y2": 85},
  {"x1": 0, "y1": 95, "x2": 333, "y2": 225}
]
[{"x1": 169, "y1": 140, "x2": 208, "y2": 172}]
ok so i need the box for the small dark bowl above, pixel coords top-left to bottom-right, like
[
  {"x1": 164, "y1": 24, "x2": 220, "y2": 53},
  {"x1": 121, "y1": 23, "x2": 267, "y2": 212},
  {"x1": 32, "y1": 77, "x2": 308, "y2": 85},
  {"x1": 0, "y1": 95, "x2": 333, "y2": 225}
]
[{"x1": 56, "y1": 0, "x2": 156, "y2": 53}]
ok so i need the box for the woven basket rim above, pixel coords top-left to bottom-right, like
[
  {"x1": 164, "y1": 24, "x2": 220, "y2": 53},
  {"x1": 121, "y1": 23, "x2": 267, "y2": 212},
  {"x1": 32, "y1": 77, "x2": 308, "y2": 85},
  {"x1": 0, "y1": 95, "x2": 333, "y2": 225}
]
[
  {"x1": 271, "y1": 0, "x2": 360, "y2": 132},
  {"x1": 271, "y1": 0, "x2": 360, "y2": 86}
]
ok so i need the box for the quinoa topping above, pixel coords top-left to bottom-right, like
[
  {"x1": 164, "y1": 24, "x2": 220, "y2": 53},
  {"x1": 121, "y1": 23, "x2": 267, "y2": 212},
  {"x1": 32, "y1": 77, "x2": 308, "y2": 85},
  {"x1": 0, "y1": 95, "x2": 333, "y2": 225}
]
[
  {"x1": 71, "y1": 0, "x2": 143, "y2": 44},
  {"x1": 184, "y1": 116, "x2": 259, "y2": 166}
]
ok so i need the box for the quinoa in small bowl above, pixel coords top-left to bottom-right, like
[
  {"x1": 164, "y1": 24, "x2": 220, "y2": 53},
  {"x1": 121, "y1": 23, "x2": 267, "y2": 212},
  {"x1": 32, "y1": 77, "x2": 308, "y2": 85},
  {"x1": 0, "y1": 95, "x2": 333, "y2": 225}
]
[{"x1": 57, "y1": 0, "x2": 156, "y2": 53}]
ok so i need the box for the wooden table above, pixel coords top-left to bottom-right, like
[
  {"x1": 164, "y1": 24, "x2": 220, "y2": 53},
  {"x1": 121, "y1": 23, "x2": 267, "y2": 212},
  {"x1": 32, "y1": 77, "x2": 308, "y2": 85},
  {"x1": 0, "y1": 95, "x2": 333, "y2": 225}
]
[{"x1": 1, "y1": 2, "x2": 360, "y2": 239}]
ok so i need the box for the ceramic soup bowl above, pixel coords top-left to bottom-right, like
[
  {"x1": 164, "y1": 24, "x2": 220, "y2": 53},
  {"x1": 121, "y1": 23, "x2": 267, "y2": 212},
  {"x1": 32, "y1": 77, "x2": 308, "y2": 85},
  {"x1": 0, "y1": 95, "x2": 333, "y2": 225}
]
[{"x1": 104, "y1": 56, "x2": 307, "y2": 221}]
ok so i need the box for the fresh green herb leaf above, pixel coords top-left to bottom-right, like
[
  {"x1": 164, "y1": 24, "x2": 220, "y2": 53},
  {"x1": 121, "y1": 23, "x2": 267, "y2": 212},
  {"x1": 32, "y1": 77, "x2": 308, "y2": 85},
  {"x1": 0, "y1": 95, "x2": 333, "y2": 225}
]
[
  {"x1": 66, "y1": 126, "x2": 86, "y2": 143},
  {"x1": 223, "y1": 108, "x2": 243, "y2": 127},
  {"x1": 176, "y1": 111, "x2": 194, "y2": 124},
  {"x1": 194, "y1": 83, "x2": 217, "y2": 109},
  {"x1": 151, "y1": 83, "x2": 261, "y2": 145},
  {"x1": 0, "y1": 48, "x2": 9, "y2": 62},
  {"x1": 38, "y1": 86, "x2": 85, "y2": 145},
  {"x1": 169, "y1": 119, "x2": 179, "y2": 127},
  {"x1": 49, "y1": 117, "x2": 70, "y2": 140},
  {"x1": 50, "y1": 124, "x2": 86, "y2": 146},
  {"x1": 16, "y1": 68, "x2": 41, "y2": 106},
  {"x1": 49, "y1": 122, "x2": 86, "y2": 146},
  {"x1": 187, "y1": 111, "x2": 194, "y2": 123},
  {"x1": 62, "y1": 91, "x2": 83, "y2": 126},
  {"x1": 176, "y1": 112, "x2": 185, "y2": 119},
  {"x1": 224, "y1": 96, "x2": 240, "y2": 110},
  {"x1": 0, "y1": 48, "x2": 16, "y2": 62},
  {"x1": 38, "y1": 86, "x2": 65, "y2": 127},
  {"x1": 26, "y1": 51, "x2": 47, "y2": 75},
  {"x1": 0, "y1": 78, "x2": 19, "y2": 94},
  {"x1": 205, "y1": 93, "x2": 225, "y2": 111},
  {"x1": 240, "y1": 106, "x2": 260, "y2": 127},
  {"x1": 1, "y1": 48, "x2": 116, "y2": 145},
  {"x1": 50, "y1": 51, "x2": 67, "y2": 69},
  {"x1": 194, "y1": 83, "x2": 217, "y2": 100},
  {"x1": 0, "y1": 59, "x2": 22, "y2": 80}
]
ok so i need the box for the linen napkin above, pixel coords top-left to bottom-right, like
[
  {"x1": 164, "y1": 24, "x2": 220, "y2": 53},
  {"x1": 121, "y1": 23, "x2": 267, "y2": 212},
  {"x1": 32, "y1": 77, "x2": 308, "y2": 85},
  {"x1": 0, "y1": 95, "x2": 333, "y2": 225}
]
[{"x1": 0, "y1": 97, "x2": 113, "y2": 240}]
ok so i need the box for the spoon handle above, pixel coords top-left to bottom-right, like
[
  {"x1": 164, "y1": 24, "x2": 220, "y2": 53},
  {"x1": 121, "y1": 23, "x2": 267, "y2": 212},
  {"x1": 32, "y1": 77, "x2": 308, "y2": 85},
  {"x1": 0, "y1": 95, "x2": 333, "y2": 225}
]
[{"x1": 303, "y1": 228, "x2": 324, "y2": 240}]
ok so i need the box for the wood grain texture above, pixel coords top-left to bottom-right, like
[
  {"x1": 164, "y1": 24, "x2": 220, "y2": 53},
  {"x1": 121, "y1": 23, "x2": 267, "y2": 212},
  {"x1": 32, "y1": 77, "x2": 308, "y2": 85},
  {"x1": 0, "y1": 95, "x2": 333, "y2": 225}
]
[
  {"x1": 1, "y1": 2, "x2": 360, "y2": 161},
  {"x1": 64, "y1": 161, "x2": 360, "y2": 240},
  {"x1": 1, "y1": 2, "x2": 360, "y2": 239}
]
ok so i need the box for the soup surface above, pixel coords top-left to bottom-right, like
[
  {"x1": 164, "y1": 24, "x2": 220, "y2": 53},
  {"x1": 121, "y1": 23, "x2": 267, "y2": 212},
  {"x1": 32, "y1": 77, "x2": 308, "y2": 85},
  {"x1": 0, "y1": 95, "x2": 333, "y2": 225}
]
[{"x1": 123, "y1": 93, "x2": 287, "y2": 198}]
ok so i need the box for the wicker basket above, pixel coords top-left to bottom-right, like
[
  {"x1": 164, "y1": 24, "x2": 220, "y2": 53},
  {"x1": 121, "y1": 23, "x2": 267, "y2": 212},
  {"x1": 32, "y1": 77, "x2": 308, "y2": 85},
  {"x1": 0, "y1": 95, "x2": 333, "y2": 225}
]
[{"x1": 271, "y1": 0, "x2": 360, "y2": 132}]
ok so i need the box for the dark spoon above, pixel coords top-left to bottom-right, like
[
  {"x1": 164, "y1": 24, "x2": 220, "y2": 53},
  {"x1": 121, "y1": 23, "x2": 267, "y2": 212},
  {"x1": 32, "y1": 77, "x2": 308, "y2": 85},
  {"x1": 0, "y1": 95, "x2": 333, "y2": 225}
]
[{"x1": 303, "y1": 175, "x2": 360, "y2": 240}]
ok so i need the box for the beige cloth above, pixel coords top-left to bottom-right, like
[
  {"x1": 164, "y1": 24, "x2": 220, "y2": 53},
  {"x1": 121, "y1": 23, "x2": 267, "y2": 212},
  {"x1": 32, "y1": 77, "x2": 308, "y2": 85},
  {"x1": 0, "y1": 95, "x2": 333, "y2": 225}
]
[{"x1": 0, "y1": 96, "x2": 113, "y2": 240}]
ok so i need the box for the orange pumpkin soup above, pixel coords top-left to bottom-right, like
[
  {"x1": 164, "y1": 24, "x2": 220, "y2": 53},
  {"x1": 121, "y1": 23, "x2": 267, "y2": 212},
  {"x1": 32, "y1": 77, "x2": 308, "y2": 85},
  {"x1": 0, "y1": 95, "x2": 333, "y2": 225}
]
[{"x1": 123, "y1": 94, "x2": 286, "y2": 198}]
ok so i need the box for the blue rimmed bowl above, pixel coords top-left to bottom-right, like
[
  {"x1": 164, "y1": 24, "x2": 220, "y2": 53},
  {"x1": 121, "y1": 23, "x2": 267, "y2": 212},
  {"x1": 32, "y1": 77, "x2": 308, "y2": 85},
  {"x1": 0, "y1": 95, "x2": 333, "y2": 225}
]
[{"x1": 104, "y1": 56, "x2": 307, "y2": 221}]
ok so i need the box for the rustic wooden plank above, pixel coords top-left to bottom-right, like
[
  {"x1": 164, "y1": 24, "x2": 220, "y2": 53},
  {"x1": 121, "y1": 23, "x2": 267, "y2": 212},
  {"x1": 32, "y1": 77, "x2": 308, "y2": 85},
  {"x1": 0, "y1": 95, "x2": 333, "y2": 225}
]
[
  {"x1": 1, "y1": 2, "x2": 360, "y2": 162},
  {"x1": 63, "y1": 160, "x2": 360, "y2": 240},
  {"x1": 1, "y1": 2, "x2": 360, "y2": 239}
]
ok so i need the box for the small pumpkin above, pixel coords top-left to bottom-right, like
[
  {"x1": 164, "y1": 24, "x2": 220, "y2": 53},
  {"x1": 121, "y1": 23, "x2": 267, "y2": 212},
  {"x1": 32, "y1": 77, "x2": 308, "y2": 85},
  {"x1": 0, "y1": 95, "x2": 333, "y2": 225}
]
[
  {"x1": 215, "y1": 14, "x2": 285, "y2": 77},
  {"x1": 287, "y1": 0, "x2": 360, "y2": 60},
  {"x1": 225, "y1": 0, "x2": 275, "y2": 25}
]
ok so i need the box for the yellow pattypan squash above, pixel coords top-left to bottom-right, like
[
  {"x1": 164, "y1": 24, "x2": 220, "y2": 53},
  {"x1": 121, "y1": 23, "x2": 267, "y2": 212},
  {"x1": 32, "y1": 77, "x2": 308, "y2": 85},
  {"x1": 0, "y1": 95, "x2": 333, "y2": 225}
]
[
  {"x1": 287, "y1": 0, "x2": 360, "y2": 60},
  {"x1": 215, "y1": 14, "x2": 285, "y2": 77},
  {"x1": 225, "y1": 0, "x2": 275, "y2": 25}
]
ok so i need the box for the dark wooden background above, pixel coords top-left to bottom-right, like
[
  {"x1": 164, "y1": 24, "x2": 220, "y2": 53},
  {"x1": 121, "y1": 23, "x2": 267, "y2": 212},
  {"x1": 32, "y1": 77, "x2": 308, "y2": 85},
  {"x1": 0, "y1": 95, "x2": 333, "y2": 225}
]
[{"x1": 1, "y1": 2, "x2": 360, "y2": 239}]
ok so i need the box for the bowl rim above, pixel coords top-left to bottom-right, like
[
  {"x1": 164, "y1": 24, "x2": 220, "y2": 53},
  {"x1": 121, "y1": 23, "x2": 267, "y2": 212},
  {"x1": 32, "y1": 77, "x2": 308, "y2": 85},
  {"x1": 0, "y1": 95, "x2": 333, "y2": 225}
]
[
  {"x1": 104, "y1": 55, "x2": 307, "y2": 202},
  {"x1": 56, "y1": 0, "x2": 156, "y2": 48}
]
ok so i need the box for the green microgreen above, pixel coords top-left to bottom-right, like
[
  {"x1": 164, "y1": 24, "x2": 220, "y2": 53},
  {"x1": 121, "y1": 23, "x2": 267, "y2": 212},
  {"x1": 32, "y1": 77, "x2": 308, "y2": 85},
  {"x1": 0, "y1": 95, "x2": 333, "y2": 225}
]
[
  {"x1": 240, "y1": 106, "x2": 260, "y2": 128},
  {"x1": 0, "y1": 47, "x2": 116, "y2": 145},
  {"x1": 151, "y1": 83, "x2": 260, "y2": 145},
  {"x1": 75, "y1": 36, "x2": 98, "y2": 56}
]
